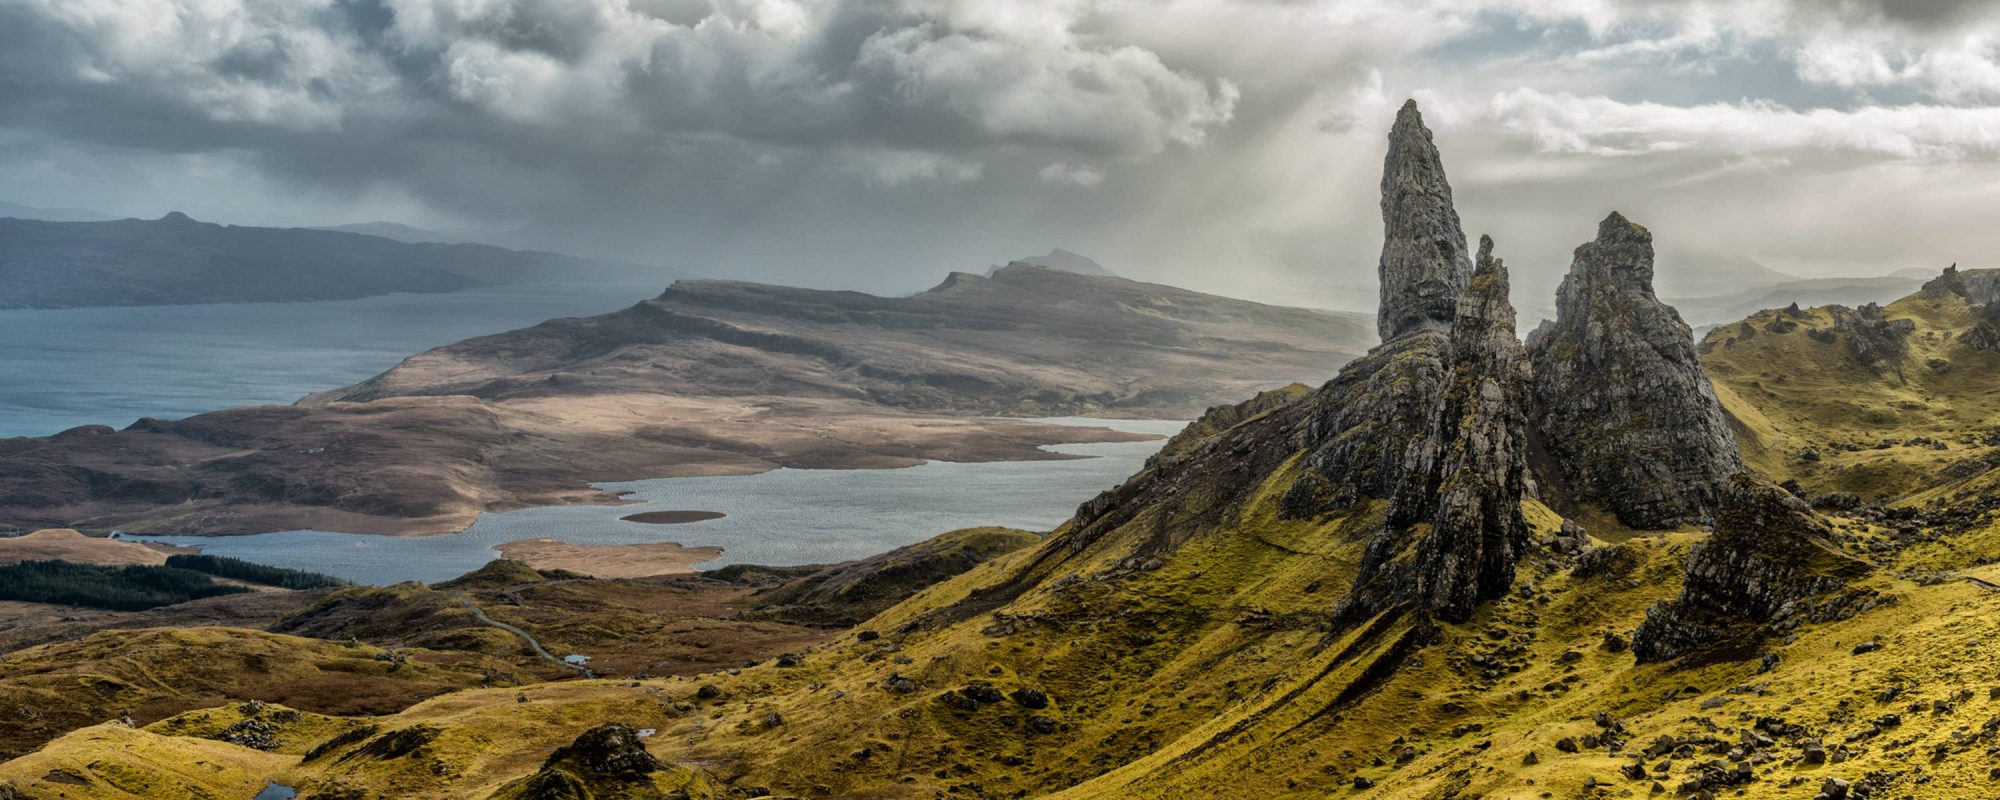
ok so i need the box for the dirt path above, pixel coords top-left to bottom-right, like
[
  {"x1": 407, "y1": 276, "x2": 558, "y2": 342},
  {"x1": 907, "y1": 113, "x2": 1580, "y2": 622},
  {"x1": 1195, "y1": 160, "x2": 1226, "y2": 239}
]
[{"x1": 451, "y1": 593, "x2": 594, "y2": 678}]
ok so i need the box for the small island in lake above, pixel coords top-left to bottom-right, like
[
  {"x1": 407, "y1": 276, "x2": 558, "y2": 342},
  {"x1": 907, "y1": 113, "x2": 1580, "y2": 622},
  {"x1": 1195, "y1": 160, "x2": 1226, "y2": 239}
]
[{"x1": 618, "y1": 510, "x2": 728, "y2": 525}]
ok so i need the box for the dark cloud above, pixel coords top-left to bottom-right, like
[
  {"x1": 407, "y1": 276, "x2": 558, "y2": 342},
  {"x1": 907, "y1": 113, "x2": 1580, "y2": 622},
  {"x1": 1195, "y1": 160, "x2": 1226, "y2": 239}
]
[{"x1": 3, "y1": 0, "x2": 2000, "y2": 302}]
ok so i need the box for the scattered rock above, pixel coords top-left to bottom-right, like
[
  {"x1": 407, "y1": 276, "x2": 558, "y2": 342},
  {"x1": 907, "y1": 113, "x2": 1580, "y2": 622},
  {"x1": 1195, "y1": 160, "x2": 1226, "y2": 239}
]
[{"x1": 1009, "y1": 688, "x2": 1050, "y2": 709}]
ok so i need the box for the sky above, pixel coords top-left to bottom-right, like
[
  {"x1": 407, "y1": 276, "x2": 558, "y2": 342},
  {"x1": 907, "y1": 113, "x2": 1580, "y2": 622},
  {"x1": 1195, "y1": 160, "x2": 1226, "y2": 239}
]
[{"x1": 5, "y1": 0, "x2": 2000, "y2": 310}]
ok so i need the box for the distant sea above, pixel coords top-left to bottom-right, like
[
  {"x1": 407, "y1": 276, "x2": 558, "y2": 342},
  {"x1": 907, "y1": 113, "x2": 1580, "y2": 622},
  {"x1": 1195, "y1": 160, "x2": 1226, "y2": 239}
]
[{"x1": 0, "y1": 282, "x2": 665, "y2": 438}]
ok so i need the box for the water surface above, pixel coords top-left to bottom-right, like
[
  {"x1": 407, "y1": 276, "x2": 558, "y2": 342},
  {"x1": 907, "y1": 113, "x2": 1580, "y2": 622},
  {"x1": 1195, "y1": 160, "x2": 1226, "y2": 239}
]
[
  {"x1": 0, "y1": 282, "x2": 664, "y2": 437},
  {"x1": 137, "y1": 418, "x2": 1184, "y2": 585}
]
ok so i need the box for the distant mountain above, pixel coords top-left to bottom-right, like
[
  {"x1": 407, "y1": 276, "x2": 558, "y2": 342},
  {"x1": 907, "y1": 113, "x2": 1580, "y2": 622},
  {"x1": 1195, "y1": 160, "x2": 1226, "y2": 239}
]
[
  {"x1": 0, "y1": 200, "x2": 116, "y2": 223},
  {"x1": 315, "y1": 264, "x2": 1374, "y2": 412},
  {"x1": 0, "y1": 213, "x2": 622, "y2": 309},
  {"x1": 311, "y1": 221, "x2": 471, "y2": 244},
  {"x1": 1652, "y1": 250, "x2": 1798, "y2": 297},
  {"x1": 1004, "y1": 248, "x2": 1119, "y2": 277},
  {"x1": 2, "y1": 265, "x2": 1377, "y2": 537},
  {"x1": 1668, "y1": 274, "x2": 1927, "y2": 328}
]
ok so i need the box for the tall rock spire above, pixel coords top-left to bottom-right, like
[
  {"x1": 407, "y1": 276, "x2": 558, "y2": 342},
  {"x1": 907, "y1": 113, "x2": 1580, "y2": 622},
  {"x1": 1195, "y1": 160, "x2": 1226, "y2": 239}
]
[
  {"x1": 1526, "y1": 212, "x2": 1742, "y2": 529},
  {"x1": 1377, "y1": 100, "x2": 1473, "y2": 341},
  {"x1": 1341, "y1": 235, "x2": 1531, "y2": 624}
]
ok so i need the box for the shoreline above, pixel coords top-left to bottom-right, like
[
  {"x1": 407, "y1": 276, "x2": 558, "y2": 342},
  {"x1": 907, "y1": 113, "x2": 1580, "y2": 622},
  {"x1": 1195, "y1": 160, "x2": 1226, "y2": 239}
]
[
  {"x1": 117, "y1": 417, "x2": 1185, "y2": 585},
  {"x1": 494, "y1": 538, "x2": 724, "y2": 578},
  {"x1": 10, "y1": 397, "x2": 1176, "y2": 540}
]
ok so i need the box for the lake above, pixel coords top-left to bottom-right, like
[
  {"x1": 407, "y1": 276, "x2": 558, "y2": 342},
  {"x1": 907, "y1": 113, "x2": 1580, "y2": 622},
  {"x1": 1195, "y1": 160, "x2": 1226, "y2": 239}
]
[
  {"x1": 0, "y1": 282, "x2": 666, "y2": 438},
  {"x1": 134, "y1": 418, "x2": 1183, "y2": 585}
]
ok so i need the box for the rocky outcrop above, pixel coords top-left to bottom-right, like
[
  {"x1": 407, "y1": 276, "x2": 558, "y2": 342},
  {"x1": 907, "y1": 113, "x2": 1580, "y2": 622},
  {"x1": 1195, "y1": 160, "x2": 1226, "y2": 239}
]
[
  {"x1": 1296, "y1": 106, "x2": 1529, "y2": 624},
  {"x1": 1826, "y1": 303, "x2": 1914, "y2": 378},
  {"x1": 1526, "y1": 212, "x2": 1742, "y2": 529},
  {"x1": 1279, "y1": 331, "x2": 1451, "y2": 517},
  {"x1": 1341, "y1": 236, "x2": 1532, "y2": 623},
  {"x1": 1918, "y1": 264, "x2": 2000, "y2": 350},
  {"x1": 1962, "y1": 303, "x2": 2000, "y2": 351},
  {"x1": 488, "y1": 723, "x2": 712, "y2": 799},
  {"x1": 1376, "y1": 99, "x2": 1473, "y2": 341},
  {"x1": 1631, "y1": 475, "x2": 1870, "y2": 662},
  {"x1": 1923, "y1": 263, "x2": 2000, "y2": 306}
]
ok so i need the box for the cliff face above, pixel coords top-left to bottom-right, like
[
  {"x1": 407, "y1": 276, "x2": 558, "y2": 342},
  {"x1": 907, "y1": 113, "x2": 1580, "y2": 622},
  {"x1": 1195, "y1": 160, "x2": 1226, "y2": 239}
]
[{"x1": 1527, "y1": 212, "x2": 1743, "y2": 529}]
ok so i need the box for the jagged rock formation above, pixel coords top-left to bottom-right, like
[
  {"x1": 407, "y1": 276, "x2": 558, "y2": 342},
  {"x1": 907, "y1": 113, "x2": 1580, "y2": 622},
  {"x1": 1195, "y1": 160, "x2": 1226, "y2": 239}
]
[
  {"x1": 1526, "y1": 212, "x2": 1742, "y2": 529},
  {"x1": 1923, "y1": 263, "x2": 2000, "y2": 306},
  {"x1": 1821, "y1": 302, "x2": 1915, "y2": 378},
  {"x1": 1376, "y1": 99, "x2": 1473, "y2": 341},
  {"x1": 1927, "y1": 264, "x2": 2000, "y2": 351},
  {"x1": 487, "y1": 724, "x2": 713, "y2": 799},
  {"x1": 1631, "y1": 475, "x2": 1870, "y2": 662},
  {"x1": 1066, "y1": 101, "x2": 1527, "y2": 627},
  {"x1": 1293, "y1": 106, "x2": 1529, "y2": 624},
  {"x1": 1283, "y1": 102, "x2": 1474, "y2": 518},
  {"x1": 1341, "y1": 237, "x2": 1531, "y2": 623}
]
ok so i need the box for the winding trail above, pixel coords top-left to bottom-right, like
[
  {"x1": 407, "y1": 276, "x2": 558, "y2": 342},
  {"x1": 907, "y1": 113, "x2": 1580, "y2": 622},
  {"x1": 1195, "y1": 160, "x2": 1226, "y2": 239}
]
[{"x1": 450, "y1": 592, "x2": 595, "y2": 678}]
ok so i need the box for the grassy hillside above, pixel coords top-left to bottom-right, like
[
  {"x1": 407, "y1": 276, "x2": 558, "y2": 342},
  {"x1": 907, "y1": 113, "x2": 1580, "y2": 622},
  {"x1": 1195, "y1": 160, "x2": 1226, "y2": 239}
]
[
  {"x1": 1701, "y1": 283, "x2": 2000, "y2": 503},
  {"x1": 0, "y1": 627, "x2": 523, "y2": 760}
]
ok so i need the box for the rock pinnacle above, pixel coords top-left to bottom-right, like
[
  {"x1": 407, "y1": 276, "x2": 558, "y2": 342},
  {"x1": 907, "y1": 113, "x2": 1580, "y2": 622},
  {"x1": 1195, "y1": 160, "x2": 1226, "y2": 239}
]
[{"x1": 1377, "y1": 100, "x2": 1473, "y2": 341}]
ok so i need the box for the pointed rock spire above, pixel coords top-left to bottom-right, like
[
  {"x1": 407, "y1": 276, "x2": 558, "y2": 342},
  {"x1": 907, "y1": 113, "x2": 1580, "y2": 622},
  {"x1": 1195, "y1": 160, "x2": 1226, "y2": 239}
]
[
  {"x1": 1342, "y1": 234, "x2": 1531, "y2": 623},
  {"x1": 1526, "y1": 212, "x2": 1742, "y2": 529},
  {"x1": 1377, "y1": 100, "x2": 1473, "y2": 342}
]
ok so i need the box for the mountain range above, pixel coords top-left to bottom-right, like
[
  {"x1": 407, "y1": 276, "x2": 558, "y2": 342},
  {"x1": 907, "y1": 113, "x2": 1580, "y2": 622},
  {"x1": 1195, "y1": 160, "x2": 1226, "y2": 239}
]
[{"x1": 0, "y1": 213, "x2": 622, "y2": 309}]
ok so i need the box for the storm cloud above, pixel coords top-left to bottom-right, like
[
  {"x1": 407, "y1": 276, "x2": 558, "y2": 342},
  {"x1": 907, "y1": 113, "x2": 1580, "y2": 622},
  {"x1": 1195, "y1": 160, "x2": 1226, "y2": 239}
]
[{"x1": 5, "y1": 0, "x2": 2000, "y2": 306}]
